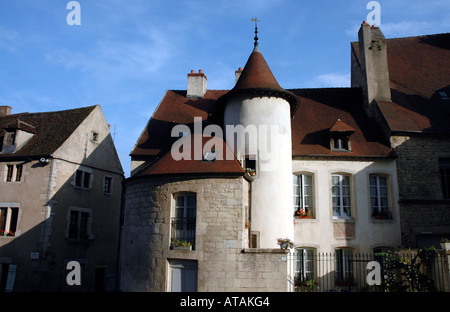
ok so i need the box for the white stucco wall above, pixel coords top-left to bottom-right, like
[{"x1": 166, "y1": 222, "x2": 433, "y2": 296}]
[
  {"x1": 224, "y1": 95, "x2": 294, "y2": 248},
  {"x1": 292, "y1": 158, "x2": 401, "y2": 253}
]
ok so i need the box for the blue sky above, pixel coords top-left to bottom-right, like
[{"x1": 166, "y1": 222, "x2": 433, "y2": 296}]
[{"x1": 1, "y1": 0, "x2": 449, "y2": 176}]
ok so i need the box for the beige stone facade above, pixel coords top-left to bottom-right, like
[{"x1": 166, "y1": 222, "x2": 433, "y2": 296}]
[
  {"x1": 119, "y1": 175, "x2": 290, "y2": 292},
  {"x1": 0, "y1": 105, "x2": 124, "y2": 291}
]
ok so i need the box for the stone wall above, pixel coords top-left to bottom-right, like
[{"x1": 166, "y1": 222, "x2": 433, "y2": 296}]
[
  {"x1": 119, "y1": 175, "x2": 290, "y2": 292},
  {"x1": 391, "y1": 134, "x2": 450, "y2": 247}
]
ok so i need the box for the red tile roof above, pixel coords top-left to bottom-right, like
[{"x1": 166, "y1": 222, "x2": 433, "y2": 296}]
[
  {"x1": 131, "y1": 87, "x2": 393, "y2": 178},
  {"x1": 290, "y1": 88, "x2": 392, "y2": 157},
  {"x1": 352, "y1": 32, "x2": 450, "y2": 133},
  {"x1": 233, "y1": 48, "x2": 282, "y2": 91},
  {"x1": 132, "y1": 133, "x2": 245, "y2": 178}
]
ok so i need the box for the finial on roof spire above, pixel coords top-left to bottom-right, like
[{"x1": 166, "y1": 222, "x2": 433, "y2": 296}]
[{"x1": 251, "y1": 17, "x2": 260, "y2": 48}]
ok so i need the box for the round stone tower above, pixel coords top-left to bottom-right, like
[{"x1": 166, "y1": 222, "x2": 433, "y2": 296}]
[{"x1": 218, "y1": 34, "x2": 299, "y2": 248}]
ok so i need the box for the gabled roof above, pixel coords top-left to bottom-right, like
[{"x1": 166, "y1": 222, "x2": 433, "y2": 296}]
[
  {"x1": 289, "y1": 88, "x2": 393, "y2": 157},
  {"x1": 0, "y1": 106, "x2": 97, "y2": 157},
  {"x1": 352, "y1": 32, "x2": 450, "y2": 133}
]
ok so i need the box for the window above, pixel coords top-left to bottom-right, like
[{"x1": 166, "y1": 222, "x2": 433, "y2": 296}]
[
  {"x1": 370, "y1": 174, "x2": 391, "y2": 219},
  {"x1": 68, "y1": 208, "x2": 92, "y2": 240},
  {"x1": 335, "y1": 249, "x2": 355, "y2": 286},
  {"x1": 438, "y1": 91, "x2": 449, "y2": 100},
  {"x1": 0, "y1": 207, "x2": 19, "y2": 237},
  {"x1": 244, "y1": 155, "x2": 256, "y2": 176},
  {"x1": 103, "y1": 176, "x2": 112, "y2": 194},
  {"x1": 6, "y1": 165, "x2": 13, "y2": 182},
  {"x1": 202, "y1": 151, "x2": 217, "y2": 162},
  {"x1": 4, "y1": 132, "x2": 15, "y2": 146},
  {"x1": 440, "y1": 159, "x2": 450, "y2": 199},
  {"x1": 332, "y1": 137, "x2": 349, "y2": 151},
  {"x1": 294, "y1": 248, "x2": 316, "y2": 282},
  {"x1": 332, "y1": 174, "x2": 352, "y2": 218},
  {"x1": 74, "y1": 169, "x2": 92, "y2": 189},
  {"x1": 91, "y1": 131, "x2": 99, "y2": 143},
  {"x1": 5, "y1": 164, "x2": 23, "y2": 182},
  {"x1": 171, "y1": 193, "x2": 196, "y2": 249},
  {"x1": 293, "y1": 174, "x2": 314, "y2": 218}
]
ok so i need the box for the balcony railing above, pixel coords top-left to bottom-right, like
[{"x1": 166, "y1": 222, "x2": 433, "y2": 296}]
[{"x1": 171, "y1": 217, "x2": 196, "y2": 249}]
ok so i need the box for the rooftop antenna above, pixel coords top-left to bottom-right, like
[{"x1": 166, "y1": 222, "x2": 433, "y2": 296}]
[{"x1": 251, "y1": 17, "x2": 260, "y2": 48}]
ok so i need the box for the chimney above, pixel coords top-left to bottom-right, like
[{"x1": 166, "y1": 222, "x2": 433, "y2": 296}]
[
  {"x1": 187, "y1": 69, "x2": 207, "y2": 98},
  {"x1": 0, "y1": 106, "x2": 12, "y2": 115},
  {"x1": 358, "y1": 21, "x2": 391, "y2": 118},
  {"x1": 235, "y1": 67, "x2": 243, "y2": 84}
]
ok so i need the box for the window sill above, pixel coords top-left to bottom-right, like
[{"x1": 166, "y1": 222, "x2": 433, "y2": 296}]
[{"x1": 332, "y1": 217, "x2": 355, "y2": 223}]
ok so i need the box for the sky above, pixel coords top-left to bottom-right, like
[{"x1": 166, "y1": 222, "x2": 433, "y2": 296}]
[{"x1": 1, "y1": 0, "x2": 449, "y2": 177}]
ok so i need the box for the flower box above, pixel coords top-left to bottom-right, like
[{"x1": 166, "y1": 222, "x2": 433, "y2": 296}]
[{"x1": 171, "y1": 246, "x2": 192, "y2": 251}]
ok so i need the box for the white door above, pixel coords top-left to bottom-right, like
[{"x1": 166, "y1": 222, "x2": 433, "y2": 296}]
[{"x1": 169, "y1": 260, "x2": 197, "y2": 292}]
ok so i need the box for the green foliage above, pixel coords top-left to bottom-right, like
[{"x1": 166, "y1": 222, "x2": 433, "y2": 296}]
[{"x1": 377, "y1": 247, "x2": 437, "y2": 292}]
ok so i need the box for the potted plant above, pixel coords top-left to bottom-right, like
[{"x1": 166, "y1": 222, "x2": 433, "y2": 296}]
[
  {"x1": 245, "y1": 168, "x2": 256, "y2": 176},
  {"x1": 294, "y1": 276, "x2": 319, "y2": 292},
  {"x1": 170, "y1": 240, "x2": 192, "y2": 250},
  {"x1": 294, "y1": 208, "x2": 312, "y2": 219},
  {"x1": 276, "y1": 238, "x2": 294, "y2": 249}
]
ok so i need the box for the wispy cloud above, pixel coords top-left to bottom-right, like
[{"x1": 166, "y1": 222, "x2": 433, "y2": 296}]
[
  {"x1": 0, "y1": 26, "x2": 19, "y2": 52},
  {"x1": 306, "y1": 72, "x2": 350, "y2": 88}
]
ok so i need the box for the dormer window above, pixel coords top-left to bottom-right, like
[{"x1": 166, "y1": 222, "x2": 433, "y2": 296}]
[
  {"x1": 202, "y1": 150, "x2": 217, "y2": 162},
  {"x1": 332, "y1": 136, "x2": 349, "y2": 151},
  {"x1": 4, "y1": 131, "x2": 15, "y2": 146},
  {"x1": 438, "y1": 91, "x2": 449, "y2": 100},
  {"x1": 329, "y1": 119, "x2": 355, "y2": 153}
]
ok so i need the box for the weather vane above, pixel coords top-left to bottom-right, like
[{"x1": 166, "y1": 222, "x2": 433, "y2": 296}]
[{"x1": 252, "y1": 17, "x2": 260, "y2": 47}]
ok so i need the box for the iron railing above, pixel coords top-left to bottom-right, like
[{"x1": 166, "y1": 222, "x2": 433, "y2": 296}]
[
  {"x1": 171, "y1": 217, "x2": 196, "y2": 249},
  {"x1": 287, "y1": 251, "x2": 449, "y2": 292}
]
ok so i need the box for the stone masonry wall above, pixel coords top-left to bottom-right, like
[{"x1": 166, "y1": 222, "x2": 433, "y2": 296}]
[
  {"x1": 391, "y1": 134, "x2": 450, "y2": 247},
  {"x1": 119, "y1": 175, "x2": 289, "y2": 292}
]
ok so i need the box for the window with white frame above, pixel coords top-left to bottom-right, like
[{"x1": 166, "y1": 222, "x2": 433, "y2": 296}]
[
  {"x1": 74, "y1": 168, "x2": 92, "y2": 190},
  {"x1": 5, "y1": 164, "x2": 23, "y2": 182},
  {"x1": 293, "y1": 174, "x2": 314, "y2": 218},
  {"x1": 67, "y1": 207, "x2": 93, "y2": 240},
  {"x1": 294, "y1": 248, "x2": 316, "y2": 283},
  {"x1": 171, "y1": 193, "x2": 196, "y2": 249},
  {"x1": 370, "y1": 174, "x2": 391, "y2": 219},
  {"x1": 332, "y1": 174, "x2": 352, "y2": 218},
  {"x1": 0, "y1": 206, "x2": 19, "y2": 237}
]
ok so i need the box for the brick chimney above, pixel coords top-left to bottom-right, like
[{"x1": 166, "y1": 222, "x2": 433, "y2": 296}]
[
  {"x1": 357, "y1": 21, "x2": 391, "y2": 118},
  {"x1": 235, "y1": 67, "x2": 243, "y2": 84},
  {"x1": 187, "y1": 69, "x2": 207, "y2": 98},
  {"x1": 0, "y1": 106, "x2": 12, "y2": 115}
]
